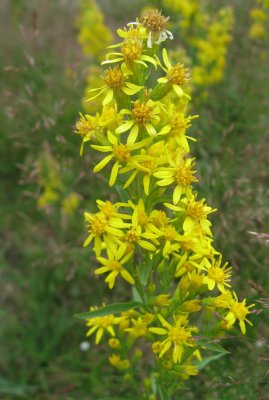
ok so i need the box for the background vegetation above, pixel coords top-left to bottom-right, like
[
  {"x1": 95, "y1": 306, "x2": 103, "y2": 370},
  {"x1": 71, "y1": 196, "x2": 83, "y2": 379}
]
[{"x1": 1, "y1": 0, "x2": 269, "y2": 398}]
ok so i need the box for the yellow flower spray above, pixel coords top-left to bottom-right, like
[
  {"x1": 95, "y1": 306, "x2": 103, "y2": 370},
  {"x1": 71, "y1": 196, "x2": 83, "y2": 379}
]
[
  {"x1": 249, "y1": 0, "x2": 269, "y2": 40},
  {"x1": 77, "y1": 0, "x2": 114, "y2": 114},
  {"x1": 75, "y1": 10, "x2": 254, "y2": 397},
  {"x1": 162, "y1": 0, "x2": 234, "y2": 90}
]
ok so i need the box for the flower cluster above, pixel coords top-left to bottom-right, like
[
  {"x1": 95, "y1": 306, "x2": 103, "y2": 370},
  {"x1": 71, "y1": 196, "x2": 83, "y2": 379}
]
[
  {"x1": 76, "y1": 10, "x2": 254, "y2": 395},
  {"x1": 37, "y1": 150, "x2": 80, "y2": 216},
  {"x1": 162, "y1": 0, "x2": 234, "y2": 88},
  {"x1": 249, "y1": 0, "x2": 269, "y2": 40},
  {"x1": 76, "y1": 0, "x2": 113, "y2": 61}
]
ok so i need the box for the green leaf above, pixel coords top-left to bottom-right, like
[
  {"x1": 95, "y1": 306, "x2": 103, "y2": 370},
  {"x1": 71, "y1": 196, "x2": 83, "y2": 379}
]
[
  {"x1": 158, "y1": 384, "x2": 170, "y2": 400},
  {"x1": 195, "y1": 352, "x2": 228, "y2": 370},
  {"x1": 132, "y1": 286, "x2": 143, "y2": 303},
  {"x1": 115, "y1": 185, "x2": 129, "y2": 202},
  {"x1": 75, "y1": 301, "x2": 142, "y2": 319},
  {"x1": 138, "y1": 260, "x2": 151, "y2": 285},
  {"x1": 197, "y1": 340, "x2": 229, "y2": 354}
]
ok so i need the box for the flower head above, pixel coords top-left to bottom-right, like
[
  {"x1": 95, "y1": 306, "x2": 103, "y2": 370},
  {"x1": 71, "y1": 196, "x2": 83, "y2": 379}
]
[{"x1": 149, "y1": 314, "x2": 197, "y2": 363}]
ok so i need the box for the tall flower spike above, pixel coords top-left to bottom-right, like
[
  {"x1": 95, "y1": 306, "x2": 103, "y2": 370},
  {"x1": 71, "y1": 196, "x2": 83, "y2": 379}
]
[{"x1": 75, "y1": 10, "x2": 254, "y2": 394}]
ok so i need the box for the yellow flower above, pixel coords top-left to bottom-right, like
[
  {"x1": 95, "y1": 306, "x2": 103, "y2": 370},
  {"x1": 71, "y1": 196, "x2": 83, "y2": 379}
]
[
  {"x1": 182, "y1": 300, "x2": 201, "y2": 313},
  {"x1": 140, "y1": 8, "x2": 173, "y2": 48},
  {"x1": 75, "y1": 111, "x2": 105, "y2": 155},
  {"x1": 161, "y1": 105, "x2": 198, "y2": 152},
  {"x1": 91, "y1": 131, "x2": 151, "y2": 186},
  {"x1": 103, "y1": 36, "x2": 157, "y2": 69},
  {"x1": 121, "y1": 224, "x2": 158, "y2": 253},
  {"x1": 116, "y1": 99, "x2": 166, "y2": 144},
  {"x1": 86, "y1": 310, "x2": 122, "y2": 344},
  {"x1": 77, "y1": 0, "x2": 113, "y2": 60},
  {"x1": 155, "y1": 294, "x2": 171, "y2": 307},
  {"x1": 109, "y1": 354, "x2": 130, "y2": 369},
  {"x1": 175, "y1": 252, "x2": 202, "y2": 278},
  {"x1": 203, "y1": 257, "x2": 232, "y2": 292},
  {"x1": 154, "y1": 48, "x2": 190, "y2": 99},
  {"x1": 95, "y1": 244, "x2": 134, "y2": 289},
  {"x1": 96, "y1": 200, "x2": 131, "y2": 222},
  {"x1": 165, "y1": 194, "x2": 216, "y2": 235},
  {"x1": 62, "y1": 192, "x2": 80, "y2": 215},
  {"x1": 120, "y1": 140, "x2": 166, "y2": 194},
  {"x1": 86, "y1": 66, "x2": 144, "y2": 106},
  {"x1": 179, "y1": 270, "x2": 204, "y2": 294},
  {"x1": 108, "y1": 338, "x2": 121, "y2": 349},
  {"x1": 160, "y1": 224, "x2": 182, "y2": 256},
  {"x1": 225, "y1": 293, "x2": 255, "y2": 334},
  {"x1": 129, "y1": 199, "x2": 162, "y2": 237},
  {"x1": 213, "y1": 290, "x2": 234, "y2": 308},
  {"x1": 125, "y1": 316, "x2": 150, "y2": 337},
  {"x1": 37, "y1": 187, "x2": 59, "y2": 208},
  {"x1": 154, "y1": 152, "x2": 198, "y2": 204},
  {"x1": 83, "y1": 210, "x2": 129, "y2": 256},
  {"x1": 149, "y1": 314, "x2": 196, "y2": 363}
]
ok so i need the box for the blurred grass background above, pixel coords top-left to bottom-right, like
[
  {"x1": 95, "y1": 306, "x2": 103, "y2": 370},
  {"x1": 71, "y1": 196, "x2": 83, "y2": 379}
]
[{"x1": 1, "y1": 0, "x2": 269, "y2": 398}]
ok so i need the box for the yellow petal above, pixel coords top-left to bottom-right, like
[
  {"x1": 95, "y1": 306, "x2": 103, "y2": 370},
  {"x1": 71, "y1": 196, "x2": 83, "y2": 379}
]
[
  {"x1": 109, "y1": 162, "x2": 119, "y2": 186},
  {"x1": 102, "y1": 89, "x2": 114, "y2": 106},
  {"x1": 93, "y1": 154, "x2": 114, "y2": 173},
  {"x1": 120, "y1": 269, "x2": 135, "y2": 285}
]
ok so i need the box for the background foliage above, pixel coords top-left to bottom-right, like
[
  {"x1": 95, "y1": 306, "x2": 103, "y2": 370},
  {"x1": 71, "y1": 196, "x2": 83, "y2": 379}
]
[{"x1": 1, "y1": 0, "x2": 269, "y2": 398}]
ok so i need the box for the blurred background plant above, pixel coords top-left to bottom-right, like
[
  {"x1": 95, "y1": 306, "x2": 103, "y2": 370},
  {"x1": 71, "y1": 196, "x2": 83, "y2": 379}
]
[{"x1": 1, "y1": 0, "x2": 269, "y2": 399}]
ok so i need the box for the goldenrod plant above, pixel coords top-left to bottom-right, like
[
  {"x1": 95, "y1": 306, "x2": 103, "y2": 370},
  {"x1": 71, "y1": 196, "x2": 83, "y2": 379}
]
[
  {"x1": 75, "y1": 10, "x2": 254, "y2": 397},
  {"x1": 77, "y1": 0, "x2": 114, "y2": 113},
  {"x1": 249, "y1": 0, "x2": 269, "y2": 40},
  {"x1": 161, "y1": 0, "x2": 234, "y2": 89},
  {"x1": 37, "y1": 150, "x2": 80, "y2": 216},
  {"x1": 77, "y1": 0, "x2": 113, "y2": 61},
  {"x1": 78, "y1": 1, "x2": 233, "y2": 112}
]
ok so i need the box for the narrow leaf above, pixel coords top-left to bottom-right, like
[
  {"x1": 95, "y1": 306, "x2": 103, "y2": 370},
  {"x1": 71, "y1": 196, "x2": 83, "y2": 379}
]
[
  {"x1": 115, "y1": 185, "x2": 129, "y2": 202},
  {"x1": 138, "y1": 260, "x2": 151, "y2": 286},
  {"x1": 75, "y1": 301, "x2": 142, "y2": 320},
  {"x1": 158, "y1": 384, "x2": 170, "y2": 400},
  {"x1": 195, "y1": 352, "x2": 227, "y2": 370},
  {"x1": 197, "y1": 340, "x2": 229, "y2": 354}
]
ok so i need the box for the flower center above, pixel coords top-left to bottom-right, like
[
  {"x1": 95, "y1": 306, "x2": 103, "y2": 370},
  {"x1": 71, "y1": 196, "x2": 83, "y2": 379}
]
[
  {"x1": 230, "y1": 302, "x2": 248, "y2": 320},
  {"x1": 121, "y1": 39, "x2": 142, "y2": 63},
  {"x1": 113, "y1": 144, "x2": 130, "y2": 162},
  {"x1": 103, "y1": 67, "x2": 125, "y2": 89},
  {"x1": 174, "y1": 164, "x2": 195, "y2": 186},
  {"x1": 183, "y1": 261, "x2": 195, "y2": 272},
  {"x1": 186, "y1": 201, "x2": 205, "y2": 220},
  {"x1": 164, "y1": 225, "x2": 177, "y2": 241},
  {"x1": 92, "y1": 315, "x2": 115, "y2": 327},
  {"x1": 75, "y1": 119, "x2": 95, "y2": 137},
  {"x1": 141, "y1": 9, "x2": 169, "y2": 34},
  {"x1": 132, "y1": 101, "x2": 153, "y2": 126},
  {"x1": 152, "y1": 211, "x2": 168, "y2": 227},
  {"x1": 180, "y1": 239, "x2": 195, "y2": 251},
  {"x1": 169, "y1": 326, "x2": 189, "y2": 344},
  {"x1": 91, "y1": 214, "x2": 107, "y2": 235},
  {"x1": 138, "y1": 211, "x2": 148, "y2": 227},
  {"x1": 126, "y1": 229, "x2": 139, "y2": 243},
  {"x1": 208, "y1": 266, "x2": 225, "y2": 283},
  {"x1": 168, "y1": 64, "x2": 189, "y2": 86},
  {"x1": 109, "y1": 260, "x2": 123, "y2": 272},
  {"x1": 170, "y1": 113, "x2": 188, "y2": 133},
  {"x1": 141, "y1": 159, "x2": 155, "y2": 172}
]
